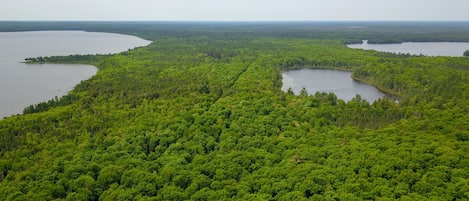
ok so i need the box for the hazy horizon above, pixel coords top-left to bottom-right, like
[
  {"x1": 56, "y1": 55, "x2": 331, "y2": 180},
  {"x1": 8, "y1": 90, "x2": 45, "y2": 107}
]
[
  {"x1": 1, "y1": 0, "x2": 468, "y2": 21},
  {"x1": 2, "y1": 20, "x2": 469, "y2": 22}
]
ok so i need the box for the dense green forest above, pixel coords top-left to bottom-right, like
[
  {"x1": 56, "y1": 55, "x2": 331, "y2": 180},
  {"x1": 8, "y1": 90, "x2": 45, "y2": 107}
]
[{"x1": 0, "y1": 22, "x2": 468, "y2": 200}]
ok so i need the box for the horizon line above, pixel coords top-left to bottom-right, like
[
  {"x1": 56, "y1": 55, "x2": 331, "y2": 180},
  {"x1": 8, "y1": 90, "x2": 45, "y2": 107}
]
[{"x1": 1, "y1": 19, "x2": 469, "y2": 22}]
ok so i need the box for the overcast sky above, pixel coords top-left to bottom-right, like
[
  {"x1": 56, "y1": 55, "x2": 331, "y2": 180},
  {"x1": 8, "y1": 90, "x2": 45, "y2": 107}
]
[{"x1": 1, "y1": 0, "x2": 468, "y2": 21}]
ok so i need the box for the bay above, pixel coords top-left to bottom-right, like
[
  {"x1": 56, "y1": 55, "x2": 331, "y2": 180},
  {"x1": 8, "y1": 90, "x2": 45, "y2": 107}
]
[
  {"x1": 0, "y1": 31, "x2": 151, "y2": 118},
  {"x1": 347, "y1": 41, "x2": 469, "y2": 57}
]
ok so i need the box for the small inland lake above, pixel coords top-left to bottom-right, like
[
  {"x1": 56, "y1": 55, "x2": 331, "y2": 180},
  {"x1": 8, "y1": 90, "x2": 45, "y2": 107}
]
[{"x1": 281, "y1": 68, "x2": 387, "y2": 103}]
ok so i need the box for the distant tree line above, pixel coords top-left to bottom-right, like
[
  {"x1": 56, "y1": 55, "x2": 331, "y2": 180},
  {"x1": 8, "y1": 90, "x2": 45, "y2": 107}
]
[{"x1": 0, "y1": 22, "x2": 468, "y2": 200}]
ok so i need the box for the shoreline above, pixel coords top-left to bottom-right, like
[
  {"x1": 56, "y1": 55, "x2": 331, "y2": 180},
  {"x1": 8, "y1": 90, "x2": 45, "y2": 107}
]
[{"x1": 0, "y1": 30, "x2": 151, "y2": 119}]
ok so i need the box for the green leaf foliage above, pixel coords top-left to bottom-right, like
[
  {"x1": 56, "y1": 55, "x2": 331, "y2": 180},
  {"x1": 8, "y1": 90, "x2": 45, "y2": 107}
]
[{"x1": 0, "y1": 22, "x2": 468, "y2": 200}]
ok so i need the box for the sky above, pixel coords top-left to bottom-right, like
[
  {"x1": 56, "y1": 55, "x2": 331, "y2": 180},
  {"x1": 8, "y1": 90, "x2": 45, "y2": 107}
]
[{"x1": 1, "y1": 0, "x2": 468, "y2": 21}]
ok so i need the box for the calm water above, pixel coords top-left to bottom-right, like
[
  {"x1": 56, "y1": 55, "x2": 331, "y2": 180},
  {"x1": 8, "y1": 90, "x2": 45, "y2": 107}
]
[
  {"x1": 282, "y1": 69, "x2": 386, "y2": 102},
  {"x1": 0, "y1": 31, "x2": 151, "y2": 118},
  {"x1": 347, "y1": 41, "x2": 469, "y2": 57}
]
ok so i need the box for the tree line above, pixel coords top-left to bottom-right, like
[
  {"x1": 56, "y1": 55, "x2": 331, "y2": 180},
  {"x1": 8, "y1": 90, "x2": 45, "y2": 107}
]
[{"x1": 0, "y1": 22, "x2": 468, "y2": 200}]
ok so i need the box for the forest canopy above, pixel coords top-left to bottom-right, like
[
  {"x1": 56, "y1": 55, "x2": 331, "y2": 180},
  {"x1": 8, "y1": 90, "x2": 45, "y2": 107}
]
[{"x1": 0, "y1": 21, "x2": 468, "y2": 200}]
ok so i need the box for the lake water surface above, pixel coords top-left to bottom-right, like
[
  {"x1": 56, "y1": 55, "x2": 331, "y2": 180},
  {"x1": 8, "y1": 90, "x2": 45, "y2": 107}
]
[
  {"x1": 282, "y1": 69, "x2": 386, "y2": 102},
  {"x1": 0, "y1": 31, "x2": 151, "y2": 118},
  {"x1": 347, "y1": 41, "x2": 469, "y2": 57}
]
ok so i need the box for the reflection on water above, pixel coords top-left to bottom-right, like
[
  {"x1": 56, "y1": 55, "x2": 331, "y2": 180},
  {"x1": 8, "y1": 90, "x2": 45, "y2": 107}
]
[{"x1": 282, "y1": 68, "x2": 386, "y2": 102}]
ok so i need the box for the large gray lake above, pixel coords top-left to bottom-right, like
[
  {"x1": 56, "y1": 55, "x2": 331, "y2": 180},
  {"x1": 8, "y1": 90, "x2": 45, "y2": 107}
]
[
  {"x1": 0, "y1": 31, "x2": 151, "y2": 118},
  {"x1": 282, "y1": 69, "x2": 386, "y2": 102},
  {"x1": 347, "y1": 41, "x2": 469, "y2": 57}
]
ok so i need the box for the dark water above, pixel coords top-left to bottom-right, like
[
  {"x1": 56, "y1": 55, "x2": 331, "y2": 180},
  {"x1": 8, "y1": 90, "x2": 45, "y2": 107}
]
[
  {"x1": 347, "y1": 41, "x2": 469, "y2": 57},
  {"x1": 0, "y1": 31, "x2": 151, "y2": 118},
  {"x1": 282, "y1": 69, "x2": 386, "y2": 102}
]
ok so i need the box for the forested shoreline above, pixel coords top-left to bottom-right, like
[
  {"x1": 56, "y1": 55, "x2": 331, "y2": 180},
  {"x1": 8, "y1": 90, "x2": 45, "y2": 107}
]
[{"x1": 0, "y1": 22, "x2": 468, "y2": 200}]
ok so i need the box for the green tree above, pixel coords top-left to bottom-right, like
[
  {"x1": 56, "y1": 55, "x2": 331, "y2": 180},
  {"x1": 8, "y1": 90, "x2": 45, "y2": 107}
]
[{"x1": 464, "y1": 50, "x2": 469, "y2": 56}]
